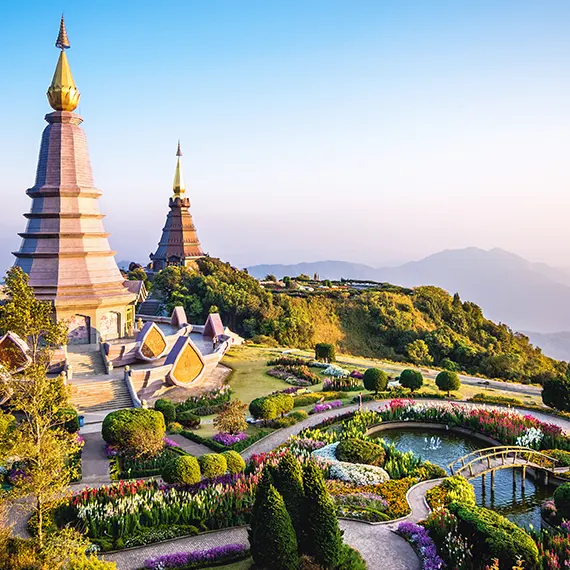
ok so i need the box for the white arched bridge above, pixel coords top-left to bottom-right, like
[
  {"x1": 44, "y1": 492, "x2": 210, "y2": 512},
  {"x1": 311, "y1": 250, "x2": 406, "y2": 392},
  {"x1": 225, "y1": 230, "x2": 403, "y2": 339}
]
[{"x1": 448, "y1": 446, "x2": 568, "y2": 485}]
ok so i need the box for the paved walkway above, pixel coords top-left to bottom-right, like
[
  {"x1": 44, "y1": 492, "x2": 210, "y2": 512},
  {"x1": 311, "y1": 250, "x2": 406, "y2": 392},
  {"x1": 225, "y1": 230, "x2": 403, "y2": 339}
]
[
  {"x1": 77, "y1": 431, "x2": 111, "y2": 487},
  {"x1": 103, "y1": 479, "x2": 440, "y2": 570},
  {"x1": 105, "y1": 527, "x2": 248, "y2": 570},
  {"x1": 167, "y1": 433, "x2": 212, "y2": 456}
]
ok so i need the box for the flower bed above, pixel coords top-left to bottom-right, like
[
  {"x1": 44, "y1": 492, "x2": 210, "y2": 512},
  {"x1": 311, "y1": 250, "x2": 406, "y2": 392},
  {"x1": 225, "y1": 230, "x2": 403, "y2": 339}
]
[
  {"x1": 212, "y1": 432, "x2": 248, "y2": 446},
  {"x1": 55, "y1": 474, "x2": 259, "y2": 550},
  {"x1": 312, "y1": 400, "x2": 343, "y2": 414},
  {"x1": 326, "y1": 478, "x2": 416, "y2": 519},
  {"x1": 380, "y1": 399, "x2": 569, "y2": 451},
  {"x1": 398, "y1": 521, "x2": 444, "y2": 570},
  {"x1": 144, "y1": 543, "x2": 249, "y2": 570},
  {"x1": 323, "y1": 376, "x2": 362, "y2": 391},
  {"x1": 267, "y1": 364, "x2": 320, "y2": 386},
  {"x1": 324, "y1": 364, "x2": 350, "y2": 377},
  {"x1": 312, "y1": 442, "x2": 390, "y2": 485},
  {"x1": 110, "y1": 442, "x2": 188, "y2": 480},
  {"x1": 176, "y1": 386, "x2": 231, "y2": 414},
  {"x1": 181, "y1": 428, "x2": 272, "y2": 453}
]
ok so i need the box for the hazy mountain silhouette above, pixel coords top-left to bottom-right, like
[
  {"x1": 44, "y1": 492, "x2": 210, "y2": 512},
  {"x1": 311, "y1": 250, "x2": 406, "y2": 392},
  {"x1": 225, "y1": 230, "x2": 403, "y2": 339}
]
[{"x1": 248, "y1": 247, "x2": 570, "y2": 337}]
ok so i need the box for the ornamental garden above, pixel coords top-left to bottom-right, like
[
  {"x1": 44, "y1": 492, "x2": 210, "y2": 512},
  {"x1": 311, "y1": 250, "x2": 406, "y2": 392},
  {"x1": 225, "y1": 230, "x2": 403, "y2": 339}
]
[{"x1": 5, "y1": 271, "x2": 570, "y2": 569}]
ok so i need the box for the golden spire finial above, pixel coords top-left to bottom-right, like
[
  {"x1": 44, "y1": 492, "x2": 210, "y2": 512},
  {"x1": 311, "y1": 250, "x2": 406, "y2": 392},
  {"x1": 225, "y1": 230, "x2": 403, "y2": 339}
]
[
  {"x1": 173, "y1": 141, "x2": 186, "y2": 197},
  {"x1": 55, "y1": 14, "x2": 70, "y2": 50},
  {"x1": 47, "y1": 16, "x2": 80, "y2": 112}
]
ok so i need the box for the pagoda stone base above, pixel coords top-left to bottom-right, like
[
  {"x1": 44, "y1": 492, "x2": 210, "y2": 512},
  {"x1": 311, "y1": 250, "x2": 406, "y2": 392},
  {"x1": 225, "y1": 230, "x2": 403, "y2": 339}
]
[{"x1": 55, "y1": 299, "x2": 135, "y2": 345}]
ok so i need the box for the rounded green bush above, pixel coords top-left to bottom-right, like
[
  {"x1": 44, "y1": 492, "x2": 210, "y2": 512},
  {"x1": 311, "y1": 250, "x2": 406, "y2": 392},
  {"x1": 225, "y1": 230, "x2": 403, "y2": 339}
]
[
  {"x1": 176, "y1": 411, "x2": 200, "y2": 429},
  {"x1": 363, "y1": 368, "x2": 388, "y2": 394},
  {"x1": 435, "y1": 370, "x2": 461, "y2": 395},
  {"x1": 162, "y1": 455, "x2": 201, "y2": 484},
  {"x1": 336, "y1": 438, "x2": 385, "y2": 466},
  {"x1": 399, "y1": 369, "x2": 423, "y2": 393},
  {"x1": 542, "y1": 377, "x2": 570, "y2": 412},
  {"x1": 198, "y1": 453, "x2": 228, "y2": 479},
  {"x1": 554, "y1": 482, "x2": 570, "y2": 519},
  {"x1": 288, "y1": 410, "x2": 308, "y2": 422},
  {"x1": 102, "y1": 408, "x2": 165, "y2": 457},
  {"x1": 154, "y1": 399, "x2": 176, "y2": 424},
  {"x1": 222, "y1": 450, "x2": 246, "y2": 474}
]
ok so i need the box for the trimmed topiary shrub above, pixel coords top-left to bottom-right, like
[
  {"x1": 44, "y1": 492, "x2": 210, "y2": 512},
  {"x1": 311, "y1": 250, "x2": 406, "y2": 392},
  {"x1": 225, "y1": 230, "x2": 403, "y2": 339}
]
[
  {"x1": 399, "y1": 369, "x2": 423, "y2": 393},
  {"x1": 542, "y1": 377, "x2": 570, "y2": 412},
  {"x1": 448, "y1": 501, "x2": 539, "y2": 569},
  {"x1": 315, "y1": 343, "x2": 336, "y2": 363},
  {"x1": 435, "y1": 370, "x2": 461, "y2": 396},
  {"x1": 336, "y1": 438, "x2": 386, "y2": 467},
  {"x1": 249, "y1": 397, "x2": 278, "y2": 421},
  {"x1": 554, "y1": 482, "x2": 570, "y2": 519},
  {"x1": 198, "y1": 453, "x2": 227, "y2": 479},
  {"x1": 272, "y1": 452, "x2": 305, "y2": 546},
  {"x1": 162, "y1": 455, "x2": 201, "y2": 484},
  {"x1": 102, "y1": 408, "x2": 165, "y2": 458},
  {"x1": 176, "y1": 411, "x2": 200, "y2": 429},
  {"x1": 56, "y1": 407, "x2": 80, "y2": 433},
  {"x1": 222, "y1": 450, "x2": 246, "y2": 474},
  {"x1": 363, "y1": 368, "x2": 388, "y2": 394},
  {"x1": 249, "y1": 481, "x2": 299, "y2": 570},
  {"x1": 302, "y1": 460, "x2": 343, "y2": 568},
  {"x1": 154, "y1": 398, "x2": 176, "y2": 424}
]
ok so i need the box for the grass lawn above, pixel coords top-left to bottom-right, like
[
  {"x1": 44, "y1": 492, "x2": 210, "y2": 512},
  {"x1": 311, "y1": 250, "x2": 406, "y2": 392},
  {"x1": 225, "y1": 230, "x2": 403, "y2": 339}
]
[{"x1": 222, "y1": 344, "x2": 544, "y2": 408}]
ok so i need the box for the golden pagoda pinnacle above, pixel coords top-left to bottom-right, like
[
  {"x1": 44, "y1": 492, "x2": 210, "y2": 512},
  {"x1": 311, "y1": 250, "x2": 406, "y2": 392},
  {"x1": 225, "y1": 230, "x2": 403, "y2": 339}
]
[
  {"x1": 173, "y1": 141, "x2": 186, "y2": 197},
  {"x1": 47, "y1": 16, "x2": 80, "y2": 112}
]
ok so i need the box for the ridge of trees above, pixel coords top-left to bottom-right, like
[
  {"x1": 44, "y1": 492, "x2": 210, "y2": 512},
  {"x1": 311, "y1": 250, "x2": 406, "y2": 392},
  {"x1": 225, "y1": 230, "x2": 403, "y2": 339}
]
[{"x1": 151, "y1": 258, "x2": 568, "y2": 383}]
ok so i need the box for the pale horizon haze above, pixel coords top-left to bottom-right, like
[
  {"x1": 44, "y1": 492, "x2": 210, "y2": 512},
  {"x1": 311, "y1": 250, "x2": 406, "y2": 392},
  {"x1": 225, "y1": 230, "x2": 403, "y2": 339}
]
[{"x1": 2, "y1": 1, "x2": 570, "y2": 273}]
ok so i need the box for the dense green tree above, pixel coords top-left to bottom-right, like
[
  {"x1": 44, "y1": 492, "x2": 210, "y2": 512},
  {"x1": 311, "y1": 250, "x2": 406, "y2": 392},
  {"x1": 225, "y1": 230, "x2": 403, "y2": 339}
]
[
  {"x1": 435, "y1": 370, "x2": 461, "y2": 396},
  {"x1": 272, "y1": 452, "x2": 305, "y2": 546},
  {"x1": 0, "y1": 267, "x2": 68, "y2": 367},
  {"x1": 315, "y1": 342, "x2": 336, "y2": 362},
  {"x1": 363, "y1": 368, "x2": 388, "y2": 394},
  {"x1": 302, "y1": 461, "x2": 343, "y2": 568},
  {"x1": 542, "y1": 377, "x2": 570, "y2": 411},
  {"x1": 405, "y1": 339, "x2": 433, "y2": 365},
  {"x1": 249, "y1": 478, "x2": 299, "y2": 570},
  {"x1": 399, "y1": 369, "x2": 424, "y2": 393},
  {"x1": 213, "y1": 399, "x2": 248, "y2": 434}
]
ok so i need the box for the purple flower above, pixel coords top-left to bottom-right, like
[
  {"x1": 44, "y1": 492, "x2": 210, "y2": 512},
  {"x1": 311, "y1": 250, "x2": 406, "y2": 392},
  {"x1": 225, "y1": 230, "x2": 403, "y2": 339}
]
[
  {"x1": 163, "y1": 437, "x2": 179, "y2": 448},
  {"x1": 144, "y1": 543, "x2": 248, "y2": 569},
  {"x1": 398, "y1": 522, "x2": 445, "y2": 570},
  {"x1": 312, "y1": 400, "x2": 344, "y2": 414},
  {"x1": 104, "y1": 444, "x2": 119, "y2": 458},
  {"x1": 212, "y1": 432, "x2": 248, "y2": 446}
]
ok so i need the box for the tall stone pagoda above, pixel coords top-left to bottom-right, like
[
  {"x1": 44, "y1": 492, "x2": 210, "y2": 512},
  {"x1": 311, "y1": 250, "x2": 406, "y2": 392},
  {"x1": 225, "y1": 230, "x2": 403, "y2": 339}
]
[
  {"x1": 13, "y1": 17, "x2": 136, "y2": 344},
  {"x1": 149, "y1": 143, "x2": 204, "y2": 272}
]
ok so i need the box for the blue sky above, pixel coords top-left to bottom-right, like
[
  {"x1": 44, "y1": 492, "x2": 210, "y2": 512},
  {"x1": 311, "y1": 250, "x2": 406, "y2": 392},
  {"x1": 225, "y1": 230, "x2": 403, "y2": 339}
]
[{"x1": 2, "y1": 1, "x2": 570, "y2": 272}]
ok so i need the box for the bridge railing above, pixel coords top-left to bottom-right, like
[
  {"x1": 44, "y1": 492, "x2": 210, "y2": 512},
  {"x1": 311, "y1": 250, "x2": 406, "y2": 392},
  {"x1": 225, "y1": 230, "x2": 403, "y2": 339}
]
[{"x1": 448, "y1": 446, "x2": 560, "y2": 477}]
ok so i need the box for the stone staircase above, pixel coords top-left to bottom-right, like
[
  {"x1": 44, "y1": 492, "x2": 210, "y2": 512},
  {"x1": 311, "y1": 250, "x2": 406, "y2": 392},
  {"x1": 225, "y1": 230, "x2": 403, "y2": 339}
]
[
  {"x1": 138, "y1": 297, "x2": 162, "y2": 316},
  {"x1": 66, "y1": 345, "x2": 133, "y2": 413},
  {"x1": 70, "y1": 377, "x2": 133, "y2": 413},
  {"x1": 66, "y1": 345, "x2": 107, "y2": 377}
]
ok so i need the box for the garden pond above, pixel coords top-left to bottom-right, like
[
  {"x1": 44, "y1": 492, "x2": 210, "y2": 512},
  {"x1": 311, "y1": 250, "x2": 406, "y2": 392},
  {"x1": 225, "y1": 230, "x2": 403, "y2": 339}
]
[{"x1": 375, "y1": 426, "x2": 554, "y2": 529}]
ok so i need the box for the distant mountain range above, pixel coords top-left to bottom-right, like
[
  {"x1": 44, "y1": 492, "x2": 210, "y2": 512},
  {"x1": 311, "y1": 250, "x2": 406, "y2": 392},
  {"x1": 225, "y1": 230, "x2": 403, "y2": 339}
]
[{"x1": 248, "y1": 248, "x2": 570, "y2": 360}]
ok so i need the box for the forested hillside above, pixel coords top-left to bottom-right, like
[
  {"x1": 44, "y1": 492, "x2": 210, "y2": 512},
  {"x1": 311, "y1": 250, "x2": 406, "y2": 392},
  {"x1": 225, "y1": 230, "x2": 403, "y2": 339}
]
[{"x1": 151, "y1": 258, "x2": 568, "y2": 383}]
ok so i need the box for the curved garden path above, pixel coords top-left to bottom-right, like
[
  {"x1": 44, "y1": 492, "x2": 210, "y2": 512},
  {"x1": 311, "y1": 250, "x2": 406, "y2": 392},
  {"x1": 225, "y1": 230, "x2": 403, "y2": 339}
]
[
  {"x1": 98, "y1": 399, "x2": 570, "y2": 569},
  {"x1": 105, "y1": 480, "x2": 441, "y2": 570}
]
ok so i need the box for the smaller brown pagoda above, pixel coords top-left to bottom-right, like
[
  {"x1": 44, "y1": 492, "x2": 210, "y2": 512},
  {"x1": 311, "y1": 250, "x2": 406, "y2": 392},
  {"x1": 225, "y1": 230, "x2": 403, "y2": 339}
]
[{"x1": 150, "y1": 143, "x2": 204, "y2": 272}]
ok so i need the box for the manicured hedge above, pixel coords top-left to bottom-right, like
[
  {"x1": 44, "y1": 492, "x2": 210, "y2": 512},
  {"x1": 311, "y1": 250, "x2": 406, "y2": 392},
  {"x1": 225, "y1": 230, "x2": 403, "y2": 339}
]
[
  {"x1": 448, "y1": 502, "x2": 539, "y2": 569},
  {"x1": 336, "y1": 438, "x2": 386, "y2": 467},
  {"x1": 102, "y1": 408, "x2": 166, "y2": 457},
  {"x1": 154, "y1": 399, "x2": 176, "y2": 424},
  {"x1": 162, "y1": 455, "x2": 201, "y2": 484},
  {"x1": 222, "y1": 450, "x2": 246, "y2": 474},
  {"x1": 554, "y1": 482, "x2": 570, "y2": 519},
  {"x1": 198, "y1": 454, "x2": 227, "y2": 479},
  {"x1": 176, "y1": 411, "x2": 200, "y2": 429}
]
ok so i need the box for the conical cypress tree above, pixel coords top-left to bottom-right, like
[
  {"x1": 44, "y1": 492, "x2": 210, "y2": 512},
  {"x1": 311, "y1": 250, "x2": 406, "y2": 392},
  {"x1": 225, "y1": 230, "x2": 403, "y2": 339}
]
[
  {"x1": 272, "y1": 452, "x2": 305, "y2": 547},
  {"x1": 302, "y1": 460, "x2": 343, "y2": 568},
  {"x1": 249, "y1": 482, "x2": 299, "y2": 570}
]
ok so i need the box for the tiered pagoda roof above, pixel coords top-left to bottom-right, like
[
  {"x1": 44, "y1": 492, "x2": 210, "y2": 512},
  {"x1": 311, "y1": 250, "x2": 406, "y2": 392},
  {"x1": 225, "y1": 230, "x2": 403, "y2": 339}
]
[{"x1": 150, "y1": 143, "x2": 204, "y2": 271}]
